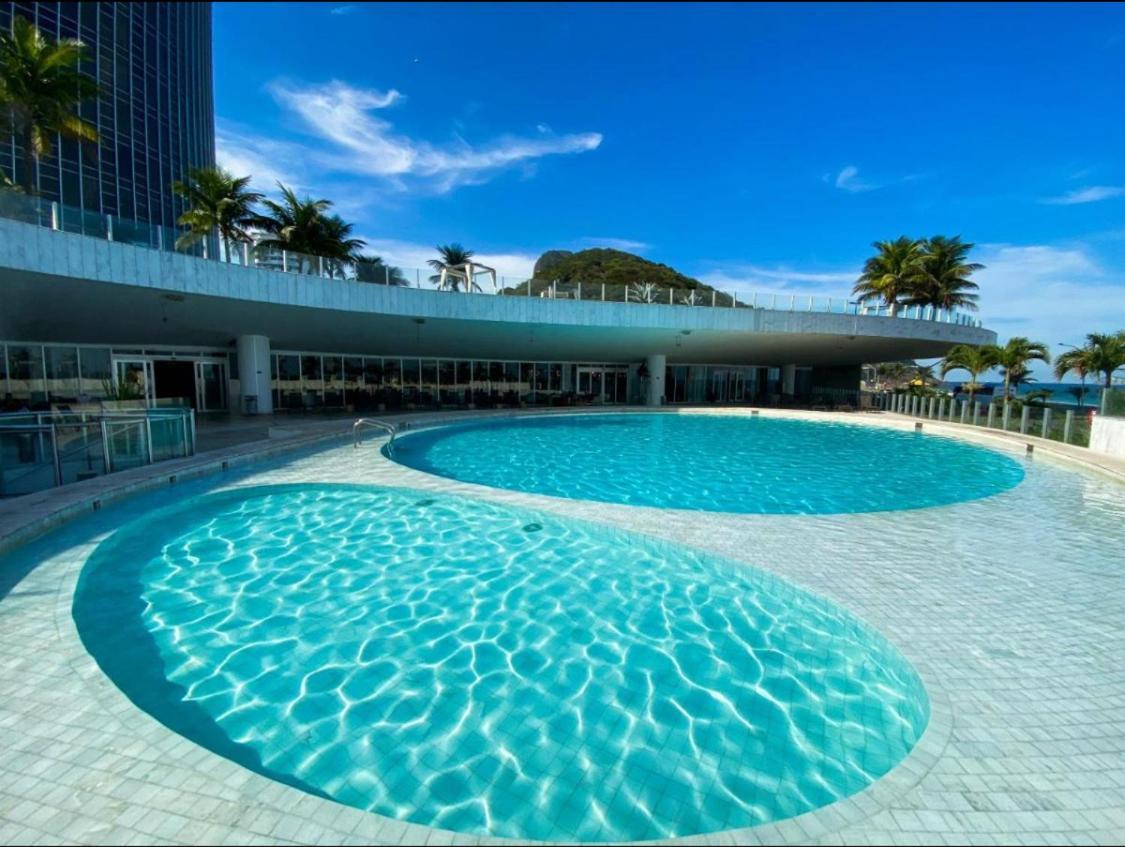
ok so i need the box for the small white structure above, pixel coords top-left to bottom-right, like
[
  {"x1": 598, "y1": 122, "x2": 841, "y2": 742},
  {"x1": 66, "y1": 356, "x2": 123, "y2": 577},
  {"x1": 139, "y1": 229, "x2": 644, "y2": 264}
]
[{"x1": 436, "y1": 261, "x2": 497, "y2": 293}]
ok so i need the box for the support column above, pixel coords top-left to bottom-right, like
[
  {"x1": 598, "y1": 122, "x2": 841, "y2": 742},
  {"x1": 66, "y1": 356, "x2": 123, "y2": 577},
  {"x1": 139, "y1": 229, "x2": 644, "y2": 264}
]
[
  {"x1": 644, "y1": 354, "x2": 666, "y2": 407},
  {"x1": 781, "y1": 364, "x2": 797, "y2": 397},
  {"x1": 236, "y1": 334, "x2": 273, "y2": 415}
]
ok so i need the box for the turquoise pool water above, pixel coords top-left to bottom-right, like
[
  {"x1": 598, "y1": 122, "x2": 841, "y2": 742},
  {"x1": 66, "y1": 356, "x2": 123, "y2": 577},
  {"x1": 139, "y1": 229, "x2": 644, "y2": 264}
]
[
  {"x1": 74, "y1": 484, "x2": 928, "y2": 842},
  {"x1": 388, "y1": 413, "x2": 1025, "y2": 514}
]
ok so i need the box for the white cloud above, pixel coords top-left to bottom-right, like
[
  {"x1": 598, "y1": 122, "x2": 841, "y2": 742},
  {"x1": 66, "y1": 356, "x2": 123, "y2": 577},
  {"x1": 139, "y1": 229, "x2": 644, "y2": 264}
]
[
  {"x1": 1041, "y1": 185, "x2": 1125, "y2": 205},
  {"x1": 355, "y1": 237, "x2": 539, "y2": 283},
  {"x1": 576, "y1": 237, "x2": 650, "y2": 252},
  {"x1": 832, "y1": 165, "x2": 877, "y2": 193},
  {"x1": 970, "y1": 243, "x2": 1125, "y2": 377},
  {"x1": 330, "y1": 5, "x2": 357, "y2": 14},
  {"x1": 697, "y1": 264, "x2": 856, "y2": 300},
  {"x1": 255, "y1": 79, "x2": 601, "y2": 194}
]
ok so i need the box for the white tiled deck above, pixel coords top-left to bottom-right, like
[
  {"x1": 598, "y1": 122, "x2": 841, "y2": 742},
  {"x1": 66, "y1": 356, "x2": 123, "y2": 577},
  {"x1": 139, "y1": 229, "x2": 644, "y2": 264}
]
[{"x1": 1, "y1": 408, "x2": 1123, "y2": 846}]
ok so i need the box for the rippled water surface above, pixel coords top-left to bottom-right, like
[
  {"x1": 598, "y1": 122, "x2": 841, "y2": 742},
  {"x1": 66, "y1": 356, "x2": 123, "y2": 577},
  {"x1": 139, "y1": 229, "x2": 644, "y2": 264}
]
[
  {"x1": 389, "y1": 413, "x2": 1024, "y2": 513},
  {"x1": 75, "y1": 485, "x2": 928, "y2": 842}
]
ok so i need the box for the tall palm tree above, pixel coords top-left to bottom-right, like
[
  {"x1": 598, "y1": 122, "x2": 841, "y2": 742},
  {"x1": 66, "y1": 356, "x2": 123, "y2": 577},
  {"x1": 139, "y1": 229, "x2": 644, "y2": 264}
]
[
  {"x1": 256, "y1": 184, "x2": 334, "y2": 274},
  {"x1": 428, "y1": 243, "x2": 479, "y2": 291},
  {"x1": 908, "y1": 235, "x2": 983, "y2": 311},
  {"x1": 0, "y1": 15, "x2": 99, "y2": 194},
  {"x1": 1054, "y1": 347, "x2": 1096, "y2": 409},
  {"x1": 1084, "y1": 331, "x2": 1125, "y2": 389},
  {"x1": 852, "y1": 236, "x2": 924, "y2": 317},
  {"x1": 171, "y1": 166, "x2": 263, "y2": 261},
  {"x1": 355, "y1": 255, "x2": 408, "y2": 286},
  {"x1": 941, "y1": 344, "x2": 999, "y2": 403},
  {"x1": 993, "y1": 337, "x2": 1050, "y2": 401}
]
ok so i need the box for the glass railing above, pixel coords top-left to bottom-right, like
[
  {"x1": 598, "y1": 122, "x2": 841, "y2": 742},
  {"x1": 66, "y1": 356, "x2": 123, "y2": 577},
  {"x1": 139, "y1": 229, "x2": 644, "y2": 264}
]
[
  {"x1": 1101, "y1": 387, "x2": 1125, "y2": 418},
  {"x1": 0, "y1": 408, "x2": 194, "y2": 498},
  {"x1": 0, "y1": 186, "x2": 984, "y2": 327},
  {"x1": 876, "y1": 393, "x2": 1094, "y2": 448}
]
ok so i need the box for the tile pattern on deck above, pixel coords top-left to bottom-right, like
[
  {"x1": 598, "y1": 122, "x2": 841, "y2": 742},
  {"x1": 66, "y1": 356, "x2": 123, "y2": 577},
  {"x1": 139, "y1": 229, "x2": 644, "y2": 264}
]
[{"x1": 0, "y1": 408, "x2": 1123, "y2": 845}]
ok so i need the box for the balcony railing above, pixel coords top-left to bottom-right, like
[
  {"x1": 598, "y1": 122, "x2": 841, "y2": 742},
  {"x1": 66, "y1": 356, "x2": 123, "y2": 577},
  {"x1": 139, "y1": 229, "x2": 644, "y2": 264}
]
[{"x1": 0, "y1": 188, "x2": 984, "y2": 327}]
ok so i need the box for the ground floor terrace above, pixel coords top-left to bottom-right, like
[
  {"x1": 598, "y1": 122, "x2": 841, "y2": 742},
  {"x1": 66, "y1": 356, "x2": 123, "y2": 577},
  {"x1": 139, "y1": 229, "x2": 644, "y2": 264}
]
[
  {"x1": 0, "y1": 407, "x2": 1122, "y2": 846},
  {"x1": 1, "y1": 339, "x2": 858, "y2": 416}
]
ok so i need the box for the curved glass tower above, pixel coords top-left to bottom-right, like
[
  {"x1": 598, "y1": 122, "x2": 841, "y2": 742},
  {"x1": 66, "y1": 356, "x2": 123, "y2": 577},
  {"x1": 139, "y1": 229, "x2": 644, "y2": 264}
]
[{"x1": 0, "y1": 1, "x2": 215, "y2": 231}]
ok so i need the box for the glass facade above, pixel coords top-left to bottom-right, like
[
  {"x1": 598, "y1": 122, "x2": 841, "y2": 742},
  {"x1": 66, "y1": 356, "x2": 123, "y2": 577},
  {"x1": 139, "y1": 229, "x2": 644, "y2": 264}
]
[{"x1": 0, "y1": 2, "x2": 215, "y2": 231}]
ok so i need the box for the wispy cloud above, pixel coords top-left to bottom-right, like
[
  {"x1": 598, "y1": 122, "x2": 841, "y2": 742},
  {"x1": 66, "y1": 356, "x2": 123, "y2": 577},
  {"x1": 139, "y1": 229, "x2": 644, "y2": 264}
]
[
  {"x1": 1041, "y1": 185, "x2": 1125, "y2": 205},
  {"x1": 832, "y1": 165, "x2": 877, "y2": 193},
  {"x1": 248, "y1": 79, "x2": 601, "y2": 194},
  {"x1": 575, "y1": 237, "x2": 650, "y2": 252},
  {"x1": 330, "y1": 5, "x2": 357, "y2": 15},
  {"x1": 697, "y1": 263, "x2": 856, "y2": 300}
]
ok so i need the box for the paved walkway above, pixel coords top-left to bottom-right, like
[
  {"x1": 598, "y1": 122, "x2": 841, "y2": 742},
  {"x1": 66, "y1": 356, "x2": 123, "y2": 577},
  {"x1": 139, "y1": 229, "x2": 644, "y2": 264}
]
[{"x1": 0, "y1": 408, "x2": 1123, "y2": 845}]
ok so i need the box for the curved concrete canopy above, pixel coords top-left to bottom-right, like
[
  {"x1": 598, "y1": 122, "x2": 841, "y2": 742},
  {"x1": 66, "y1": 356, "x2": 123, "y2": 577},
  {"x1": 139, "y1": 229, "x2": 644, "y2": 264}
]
[{"x1": 0, "y1": 218, "x2": 995, "y2": 364}]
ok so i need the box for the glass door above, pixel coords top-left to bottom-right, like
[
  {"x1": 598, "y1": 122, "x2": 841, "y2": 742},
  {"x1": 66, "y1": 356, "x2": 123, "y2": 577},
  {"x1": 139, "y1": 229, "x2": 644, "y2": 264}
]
[
  {"x1": 113, "y1": 359, "x2": 154, "y2": 405},
  {"x1": 195, "y1": 361, "x2": 228, "y2": 411}
]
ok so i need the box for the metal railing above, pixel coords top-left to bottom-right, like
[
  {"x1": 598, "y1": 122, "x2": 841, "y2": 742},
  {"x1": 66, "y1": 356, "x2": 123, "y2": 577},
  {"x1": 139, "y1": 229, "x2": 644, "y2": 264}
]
[
  {"x1": 0, "y1": 408, "x2": 195, "y2": 497},
  {"x1": 353, "y1": 418, "x2": 399, "y2": 455},
  {"x1": 0, "y1": 187, "x2": 984, "y2": 327},
  {"x1": 874, "y1": 393, "x2": 1094, "y2": 448}
]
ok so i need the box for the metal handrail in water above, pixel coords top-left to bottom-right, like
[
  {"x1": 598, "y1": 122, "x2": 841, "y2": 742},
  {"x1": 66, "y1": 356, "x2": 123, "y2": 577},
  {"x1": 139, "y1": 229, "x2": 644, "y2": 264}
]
[{"x1": 353, "y1": 418, "x2": 400, "y2": 453}]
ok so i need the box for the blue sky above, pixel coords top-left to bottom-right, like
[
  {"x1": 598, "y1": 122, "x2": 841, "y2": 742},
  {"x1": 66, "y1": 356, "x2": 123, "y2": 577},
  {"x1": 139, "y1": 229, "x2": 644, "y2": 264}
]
[{"x1": 214, "y1": 2, "x2": 1125, "y2": 377}]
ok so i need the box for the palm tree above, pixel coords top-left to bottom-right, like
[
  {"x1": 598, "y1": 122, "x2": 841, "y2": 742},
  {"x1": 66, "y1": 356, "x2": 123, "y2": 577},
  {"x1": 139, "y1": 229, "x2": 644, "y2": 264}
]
[
  {"x1": 1084, "y1": 331, "x2": 1125, "y2": 389},
  {"x1": 993, "y1": 337, "x2": 1050, "y2": 401},
  {"x1": 355, "y1": 254, "x2": 408, "y2": 286},
  {"x1": 908, "y1": 235, "x2": 983, "y2": 311},
  {"x1": 171, "y1": 166, "x2": 263, "y2": 261},
  {"x1": 318, "y1": 214, "x2": 366, "y2": 277},
  {"x1": 0, "y1": 15, "x2": 100, "y2": 194},
  {"x1": 256, "y1": 183, "x2": 335, "y2": 274},
  {"x1": 853, "y1": 237, "x2": 924, "y2": 317},
  {"x1": 1055, "y1": 346, "x2": 1096, "y2": 409},
  {"x1": 428, "y1": 243, "x2": 478, "y2": 290},
  {"x1": 628, "y1": 281, "x2": 660, "y2": 303},
  {"x1": 941, "y1": 344, "x2": 999, "y2": 403}
]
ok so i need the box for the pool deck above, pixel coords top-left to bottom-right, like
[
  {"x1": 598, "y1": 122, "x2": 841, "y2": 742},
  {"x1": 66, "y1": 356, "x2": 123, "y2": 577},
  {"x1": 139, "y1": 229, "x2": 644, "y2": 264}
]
[{"x1": 0, "y1": 407, "x2": 1123, "y2": 846}]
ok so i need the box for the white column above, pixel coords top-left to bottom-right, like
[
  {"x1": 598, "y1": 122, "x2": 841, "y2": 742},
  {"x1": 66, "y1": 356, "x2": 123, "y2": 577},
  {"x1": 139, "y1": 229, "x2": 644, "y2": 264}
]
[
  {"x1": 645, "y1": 354, "x2": 666, "y2": 407},
  {"x1": 781, "y1": 364, "x2": 797, "y2": 396},
  {"x1": 236, "y1": 334, "x2": 273, "y2": 415}
]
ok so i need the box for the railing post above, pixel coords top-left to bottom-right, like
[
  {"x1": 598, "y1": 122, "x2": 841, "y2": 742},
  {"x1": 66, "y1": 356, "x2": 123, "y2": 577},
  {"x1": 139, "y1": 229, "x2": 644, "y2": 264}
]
[
  {"x1": 1002, "y1": 402, "x2": 1011, "y2": 430},
  {"x1": 106, "y1": 214, "x2": 114, "y2": 241},
  {"x1": 601, "y1": 283, "x2": 606, "y2": 301},
  {"x1": 669, "y1": 288, "x2": 673, "y2": 305},
  {"x1": 243, "y1": 242, "x2": 250, "y2": 265},
  {"x1": 1020, "y1": 406, "x2": 1030, "y2": 434},
  {"x1": 181, "y1": 411, "x2": 191, "y2": 457},
  {"x1": 50, "y1": 425, "x2": 63, "y2": 487},
  {"x1": 282, "y1": 250, "x2": 288, "y2": 273},
  {"x1": 807, "y1": 295, "x2": 813, "y2": 310},
  {"x1": 1041, "y1": 407, "x2": 1052, "y2": 439},
  {"x1": 938, "y1": 398, "x2": 945, "y2": 419},
  {"x1": 771, "y1": 293, "x2": 777, "y2": 309},
  {"x1": 711, "y1": 290, "x2": 716, "y2": 307},
  {"x1": 49, "y1": 201, "x2": 60, "y2": 230},
  {"x1": 789, "y1": 295, "x2": 795, "y2": 310},
  {"x1": 157, "y1": 226, "x2": 164, "y2": 251},
  {"x1": 1063, "y1": 410, "x2": 1074, "y2": 443},
  {"x1": 987, "y1": 402, "x2": 996, "y2": 428},
  {"x1": 731, "y1": 292, "x2": 737, "y2": 307},
  {"x1": 576, "y1": 282, "x2": 581, "y2": 301},
  {"x1": 144, "y1": 417, "x2": 154, "y2": 464},
  {"x1": 100, "y1": 419, "x2": 112, "y2": 473},
  {"x1": 973, "y1": 401, "x2": 981, "y2": 426},
  {"x1": 318, "y1": 256, "x2": 324, "y2": 277}
]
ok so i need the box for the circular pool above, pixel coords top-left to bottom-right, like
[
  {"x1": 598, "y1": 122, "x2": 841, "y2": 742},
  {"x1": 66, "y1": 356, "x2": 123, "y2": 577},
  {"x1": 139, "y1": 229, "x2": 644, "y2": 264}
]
[
  {"x1": 389, "y1": 413, "x2": 1025, "y2": 513},
  {"x1": 75, "y1": 484, "x2": 929, "y2": 842}
]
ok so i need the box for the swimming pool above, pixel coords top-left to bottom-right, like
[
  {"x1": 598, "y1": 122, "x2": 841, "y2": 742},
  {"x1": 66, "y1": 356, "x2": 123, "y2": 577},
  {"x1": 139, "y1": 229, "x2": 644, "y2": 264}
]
[
  {"x1": 389, "y1": 412, "x2": 1025, "y2": 513},
  {"x1": 74, "y1": 483, "x2": 929, "y2": 842}
]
